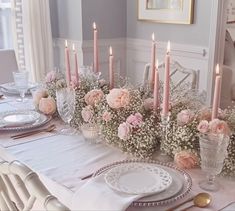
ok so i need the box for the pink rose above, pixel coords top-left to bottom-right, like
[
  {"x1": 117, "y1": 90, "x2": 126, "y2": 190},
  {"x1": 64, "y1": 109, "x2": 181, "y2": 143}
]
[
  {"x1": 99, "y1": 79, "x2": 106, "y2": 87},
  {"x1": 143, "y1": 98, "x2": 154, "y2": 111},
  {"x1": 33, "y1": 89, "x2": 48, "y2": 108},
  {"x1": 85, "y1": 89, "x2": 104, "y2": 106},
  {"x1": 174, "y1": 151, "x2": 198, "y2": 169},
  {"x1": 209, "y1": 119, "x2": 230, "y2": 136},
  {"x1": 177, "y1": 109, "x2": 195, "y2": 126},
  {"x1": 39, "y1": 97, "x2": 56, "y2": 115},
  {"x1": 198, "y1": 107, "x2": 211, "y2": 121},
  {"x1": 102, "y1": 111, "x2": 112, "y2": 122},
  {"x1": 118, "y1": 122, "x2": 132, "y2": 140},
  {"x1": 81, "y1": 105, "x2": 94, "y2": 123},
  {"x1": 126, "y1": 113, "x2": 143, "y2": 128},
  {"x1": 197, "y1": 120, "x2": 209, "y2": 134},
  {"x1": 106, "y1": 89, "x2": 130, "y2": 109},
  {"x1": 45, "y1": 71, "x2": 57, "y2": 83}
]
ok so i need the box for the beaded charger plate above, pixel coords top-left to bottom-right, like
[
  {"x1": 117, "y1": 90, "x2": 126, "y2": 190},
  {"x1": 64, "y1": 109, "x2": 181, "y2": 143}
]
[{"x1": 93, "y1": 159, "x2": 192, "y2": 207}]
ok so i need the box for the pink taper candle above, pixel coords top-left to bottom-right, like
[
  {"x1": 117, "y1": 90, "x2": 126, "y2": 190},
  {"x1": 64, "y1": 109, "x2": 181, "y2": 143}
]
[
  {"x1": 153, "y1": 60, "x2": 159, "y2": 112},
  {"x1": 212, "y1": 64, "x2": 221, "y2": 120},
  {"x1": 93, "y1": 22, "x2": 99, "y2": 73},
  {"x1": 109, "y1": 46, "x2": 114, "y2": 89},
  {"x1": 150, "y1": 33, "x2": 156, "y2": 90},
  {"x1": 73, "y1": 44, "x2": 79, "y2": 86},
  {"x1": 65, "y1": 40, "x2": 71, "y2": 87},
  {"x1": 163, "y1": 41, "x2": 171, "y2": 116}
]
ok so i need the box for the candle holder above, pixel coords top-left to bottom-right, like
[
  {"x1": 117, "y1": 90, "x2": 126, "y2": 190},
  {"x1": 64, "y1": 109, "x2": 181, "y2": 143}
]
[{"x1": 156, "y1": 112, "x2": 172, "y2": 162}]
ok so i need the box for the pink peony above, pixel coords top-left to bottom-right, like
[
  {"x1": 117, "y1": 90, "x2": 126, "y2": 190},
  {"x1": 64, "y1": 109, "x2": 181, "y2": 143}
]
[
  {"x1": 174, "y1": 151, "x2": 199, "y2": 169},
  {"x1": 177, "y1": 109, "x2": 195, "y2": 126},
  {"x1": 85, "y1": 89, "x2": 104, "y2": 106},
  {"x1": 45, "y1": 71, "x2": 57, "y2": 83},
  {"x1": 102, "y1": 111, "x2": 112, "y2": 122},
  {"x1": 118, "y1": 122, "x2": 132, "y2": 140},
  {"x1": 126, "y1": 113, "x2": 143, "y2": 128},
  {"x1": 106, "y1": 89, "x2": 130, "y2": 109},
  {"x1": 197, "y1": 120, "x2": 209, "y2": 134},
  {"x1": 33, "y1": 89, "x2": 48, "y2": 108},
  {"x1": 39, "y1": 97, "x2": 56, "y2": 115},
  {"x1": 143, "y1": 98, "x2": 154, "y2": 111},
  {"x1": 209, "y1": 119, "x2": 231, "y2": 136},
  {"x1": 81, "y1": 105, "x2": 94, "y2": 123}
]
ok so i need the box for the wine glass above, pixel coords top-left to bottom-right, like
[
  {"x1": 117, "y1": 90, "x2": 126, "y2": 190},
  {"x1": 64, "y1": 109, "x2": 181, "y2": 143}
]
[
  {"x1": 56, "y1": 87, "x2": 76, "y2": 134},
  {"x1": 13, "y1": 71, "x2": 29, "y2": 102},
  {"x1": 199, "y1": 134, "x2": 230, "y2": 191}
]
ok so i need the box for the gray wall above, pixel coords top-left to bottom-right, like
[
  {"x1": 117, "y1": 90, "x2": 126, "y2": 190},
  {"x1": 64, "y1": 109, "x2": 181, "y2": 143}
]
[
  {"x1": 81, "y1": 0, "x2": 127, "y2": 40},
  {"x1": 49, "y1": 0, "x2": 126, "y2": 41},
  {"x1": 49, "y1": 0, "x2": 82, "y2": 40},
  {"x1": 127, "y1": 0, "x2": 213, "y2": 46}
]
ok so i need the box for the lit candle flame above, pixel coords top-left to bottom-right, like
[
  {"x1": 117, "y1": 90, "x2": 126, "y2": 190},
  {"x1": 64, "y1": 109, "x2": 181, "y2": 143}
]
[
  {"x1": 216, "y1": 64, "x2": 220, "y2": 75},
  {"x1": 109, "y1": 46, "x2": 113, "y2": 56},
  {"x1": 93, "y1": 22, "x2": 97, "y2": 30},
  {"x1": 72, "y1": 44, "x2": 75, "y2": 51},
  {"x1": 65, "y1": 40, "x2": 68, "y2": 48},
  {"x1": 167, "y1": 41, "x2": 171, "y2": 54},
  {"x1": 156, "y1": 59, "x2": 159, "y2": 70},
  {"x1": 152, "y1": 33, "x2": 155, "y2": 42}
]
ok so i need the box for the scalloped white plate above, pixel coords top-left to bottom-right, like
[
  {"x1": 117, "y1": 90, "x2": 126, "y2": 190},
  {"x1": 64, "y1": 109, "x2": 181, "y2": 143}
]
[{"x1": 105, "y1": 163, "x2": 172, "y2": 195}]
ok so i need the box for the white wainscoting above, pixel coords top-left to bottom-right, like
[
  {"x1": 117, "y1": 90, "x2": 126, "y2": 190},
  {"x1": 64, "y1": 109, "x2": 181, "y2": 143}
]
[
  {"x1": 53, "y1": 37, "x2": 209, "y2": 92},
  {"x1": 126, "y1": 38, "x2": 209, "y2": 92}
]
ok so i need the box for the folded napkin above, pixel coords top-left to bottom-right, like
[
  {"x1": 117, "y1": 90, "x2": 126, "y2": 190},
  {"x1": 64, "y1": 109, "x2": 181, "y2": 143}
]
[{"x1": 71, "y1": 174, "x2": 146, "y2": 211}]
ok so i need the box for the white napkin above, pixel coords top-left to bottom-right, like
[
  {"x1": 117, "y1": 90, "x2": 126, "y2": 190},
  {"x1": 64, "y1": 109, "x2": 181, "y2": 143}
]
[{"x1": 71, "y1": 174, "x2": 146, "y2": 211}]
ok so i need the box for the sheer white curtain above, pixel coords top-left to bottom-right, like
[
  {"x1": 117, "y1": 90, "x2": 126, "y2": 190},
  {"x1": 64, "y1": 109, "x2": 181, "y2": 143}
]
[{"x1": 22, "y1": 0, "x2": 53, "y2": 82}]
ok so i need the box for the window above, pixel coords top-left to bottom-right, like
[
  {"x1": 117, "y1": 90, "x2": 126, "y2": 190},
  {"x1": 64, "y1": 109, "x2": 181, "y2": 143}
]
[{"x1": 0, "y1": 0, "x2": 13, "y2": 49}]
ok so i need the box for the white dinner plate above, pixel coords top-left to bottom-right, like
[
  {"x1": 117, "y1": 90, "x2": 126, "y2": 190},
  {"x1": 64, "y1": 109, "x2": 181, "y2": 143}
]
[
  {"x1": 105, "y1": 163, "x2": 172, "y2": 195},
  {"x1": 0, "y1": 111, "x2": 51, "y2": 131},
  {"x1": 94, "y1": 160, "x2": 192, "y2": 207},
  {"x1": 0, "y1": 110, "x2": 40, "y2": 127}
]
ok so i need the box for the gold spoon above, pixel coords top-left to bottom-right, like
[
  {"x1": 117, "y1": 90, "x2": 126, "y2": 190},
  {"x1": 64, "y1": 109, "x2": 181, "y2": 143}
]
[
  {"x1": 167, "y1": 192, "x2": 212, "y2": 211},
  {"x1": 181, "y1": 192, "x2": 212, "y2": 211}
]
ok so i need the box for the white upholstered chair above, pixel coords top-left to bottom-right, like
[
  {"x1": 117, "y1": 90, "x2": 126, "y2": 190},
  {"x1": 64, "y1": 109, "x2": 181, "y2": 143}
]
[
  {"x1": 143, "y1": 60, "x2": 199, "y2": 90},
  {"x1": 0, "y1": 160, "x2": 70, "y2": 211},
  {"x1": 0, "y1": 49, "x2": 18, "y2": 84}
]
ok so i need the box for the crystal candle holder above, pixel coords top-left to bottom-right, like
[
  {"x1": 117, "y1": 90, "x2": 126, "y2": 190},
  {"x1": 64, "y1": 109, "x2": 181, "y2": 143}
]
[{"x1": 81, "y1": 123, "x2": 100, "y2": 144}]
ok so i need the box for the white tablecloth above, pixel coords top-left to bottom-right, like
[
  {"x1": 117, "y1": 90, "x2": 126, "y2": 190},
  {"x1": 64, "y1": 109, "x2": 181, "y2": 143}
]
[{"x1": 0, "y1": 98, "x2": 235, "y2": 211}]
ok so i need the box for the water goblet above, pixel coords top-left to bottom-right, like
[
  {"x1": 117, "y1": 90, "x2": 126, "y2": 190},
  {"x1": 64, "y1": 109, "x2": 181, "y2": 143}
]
[
  {"x1": 13, "y1": 71, "x2": 29, "y2": 102},
  {"x1": 199, "y1": 134, "x2": 230, "y2": 191},
  {"x1": 56, "y1": 87, "x2": 76, "y2": 134}
]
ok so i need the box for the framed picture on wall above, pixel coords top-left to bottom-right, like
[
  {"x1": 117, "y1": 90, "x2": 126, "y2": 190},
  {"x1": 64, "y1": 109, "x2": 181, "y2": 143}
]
[
  {"x1": 227, "y1": 0, "x2": 235, "y2": 24},
  {"x1": 138, "y1": 0, "x2": 194, "y2": 24}
]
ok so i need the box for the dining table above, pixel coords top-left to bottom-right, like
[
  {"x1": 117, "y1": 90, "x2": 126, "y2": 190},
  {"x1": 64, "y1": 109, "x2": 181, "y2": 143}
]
[{"x1": 0, "y1": 95, "x2": 235, "y2": 211}]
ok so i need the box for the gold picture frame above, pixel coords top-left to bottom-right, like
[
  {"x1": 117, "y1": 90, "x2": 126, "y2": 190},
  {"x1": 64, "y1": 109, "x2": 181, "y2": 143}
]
[{"x1": 138, "y1": 0, "x2": 194, "y2": 24}]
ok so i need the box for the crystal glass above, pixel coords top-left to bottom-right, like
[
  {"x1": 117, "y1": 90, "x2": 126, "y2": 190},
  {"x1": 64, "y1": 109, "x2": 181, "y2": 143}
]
[
  {"x1": 80, "y1": 123, "x2": 100, "y2": 143},
  {"x1": 56, "y1": 88, "x2": 76, "y2": 134},
  {"x1": 199, "y1": 134, "x2": 230, "y2": 191},
  {"x1": 13, "y1": 71, "x2": 29, "y2": 102},
  {"x1": 156, "y1": 112, "x2": 172, "y2": 162}
]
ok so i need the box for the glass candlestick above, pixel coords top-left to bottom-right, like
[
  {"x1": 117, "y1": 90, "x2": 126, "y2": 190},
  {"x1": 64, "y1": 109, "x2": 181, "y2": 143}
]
[{"x1": 156, "y1": 112, "x2": 172, "y2": 162}]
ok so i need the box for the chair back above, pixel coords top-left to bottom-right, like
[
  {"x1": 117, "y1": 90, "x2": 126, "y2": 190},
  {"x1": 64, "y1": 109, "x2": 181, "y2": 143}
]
[
  {"x1": 143, "y1": 60, "x2": 199, "y2": 90},
  {"x1": 0, "y1": 49, "x2": 18, "y2": 84},
  {"x1": 0, "y1": 160, "x2": 70, "y2": 211}
]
